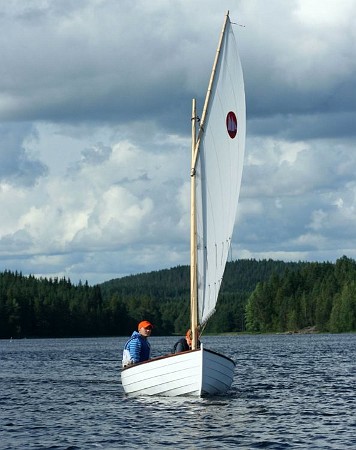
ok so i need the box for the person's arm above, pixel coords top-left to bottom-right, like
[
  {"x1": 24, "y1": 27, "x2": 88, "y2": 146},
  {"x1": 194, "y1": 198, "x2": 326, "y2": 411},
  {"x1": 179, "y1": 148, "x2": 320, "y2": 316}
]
[{"x1": 128, "y1": 338, "x2": 142, "y2": 363}]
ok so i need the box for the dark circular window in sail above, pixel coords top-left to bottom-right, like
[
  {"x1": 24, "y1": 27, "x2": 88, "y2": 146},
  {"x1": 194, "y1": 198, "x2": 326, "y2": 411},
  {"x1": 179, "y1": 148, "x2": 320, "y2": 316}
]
[{"x1": 226, "y1": 111, "x2": 238, "y2": 139}]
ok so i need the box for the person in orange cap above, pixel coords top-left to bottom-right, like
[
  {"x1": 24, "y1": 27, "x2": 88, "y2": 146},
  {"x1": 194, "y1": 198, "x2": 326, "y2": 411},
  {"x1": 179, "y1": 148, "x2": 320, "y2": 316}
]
[
  {"x1": 122, "y1": 320, "x2": 153, "y2": 367},
  {"x1": 172, "y1": 329, "x2": 200, "y2": 353}
]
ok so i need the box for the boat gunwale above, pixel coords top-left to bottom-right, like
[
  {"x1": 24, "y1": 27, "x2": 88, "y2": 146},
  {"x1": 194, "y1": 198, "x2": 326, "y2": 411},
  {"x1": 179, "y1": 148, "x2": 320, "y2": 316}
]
[
  {"x1": 204, "y1": 347, "x2": 236, "y2": 366},
  {"x1": 121, "y1": 346, "x2": 235, "y2": 372}
]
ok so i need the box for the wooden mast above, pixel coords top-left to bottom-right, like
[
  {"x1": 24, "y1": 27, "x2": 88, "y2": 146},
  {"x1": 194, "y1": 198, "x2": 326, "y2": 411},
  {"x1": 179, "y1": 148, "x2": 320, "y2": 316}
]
[
  {"x1": 190, "y1": 98, "x2": 198, "y2": 350},
  {"x1": 190, "y1": 12, "x2": 230, "y2": 350},
  {"x1": 191, "y1": 11, "x2": 230, "y2": 174}
]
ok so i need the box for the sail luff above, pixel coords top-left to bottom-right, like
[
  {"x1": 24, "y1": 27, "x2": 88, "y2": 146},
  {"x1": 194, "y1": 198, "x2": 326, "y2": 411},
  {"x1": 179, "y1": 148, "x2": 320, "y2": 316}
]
[
  {"x1": 191, "y1": 11, "x2": 230, "y2": 173},
  {"x1": 190, "y1": 98, "x2": 199, "y2": 350},
  {"x1": 195, "y1": 13, "x2": 246, "y2": 325}
]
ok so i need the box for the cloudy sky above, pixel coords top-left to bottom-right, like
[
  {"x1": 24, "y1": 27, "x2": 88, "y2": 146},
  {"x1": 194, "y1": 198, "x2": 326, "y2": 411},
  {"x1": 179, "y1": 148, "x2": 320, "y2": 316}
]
[{"x1": 1, "y1": 0, "x2": 356, "y2": 285}]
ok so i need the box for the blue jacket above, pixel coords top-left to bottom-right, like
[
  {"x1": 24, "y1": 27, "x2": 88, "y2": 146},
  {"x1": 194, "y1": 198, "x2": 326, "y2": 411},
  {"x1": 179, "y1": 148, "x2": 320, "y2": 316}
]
[{"x1": 124, "y1": 331, "x2": 151, "y2": 363}]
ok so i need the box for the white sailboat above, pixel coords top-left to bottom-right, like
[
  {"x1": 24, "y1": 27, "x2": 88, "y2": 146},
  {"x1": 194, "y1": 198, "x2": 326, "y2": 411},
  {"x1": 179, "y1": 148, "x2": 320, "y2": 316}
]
[{"x1": 121, "y1": 11, "x2": 246, "y2": 397}]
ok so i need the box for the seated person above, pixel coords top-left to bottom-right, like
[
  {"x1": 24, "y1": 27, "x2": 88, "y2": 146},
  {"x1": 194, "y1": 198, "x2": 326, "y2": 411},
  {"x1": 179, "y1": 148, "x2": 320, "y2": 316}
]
[
  {"x1": 122, "y1": 320, "x2": 153, "y2": 367},
  {"x1": 172, "y1": 329, "x2": 200, "y2": 353}
]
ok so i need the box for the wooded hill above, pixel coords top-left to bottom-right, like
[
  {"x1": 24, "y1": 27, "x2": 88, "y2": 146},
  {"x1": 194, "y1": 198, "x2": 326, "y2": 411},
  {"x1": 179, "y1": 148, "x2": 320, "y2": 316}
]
[{"x1": 1, "y1": 257, "x2": 355, "y2": 339}]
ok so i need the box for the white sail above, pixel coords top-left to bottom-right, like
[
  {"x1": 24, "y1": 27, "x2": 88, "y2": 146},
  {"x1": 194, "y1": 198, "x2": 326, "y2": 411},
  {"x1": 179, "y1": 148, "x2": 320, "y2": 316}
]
[{"x1": 195, "y1": 18, "x2": 246, "y2": 325}]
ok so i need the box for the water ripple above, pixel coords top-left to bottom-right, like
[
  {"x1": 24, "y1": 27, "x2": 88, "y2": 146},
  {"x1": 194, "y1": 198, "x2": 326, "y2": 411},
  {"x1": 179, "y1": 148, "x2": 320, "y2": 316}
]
[{"x1": 0, "y1": 334, "x2": 355, "y2": 449}]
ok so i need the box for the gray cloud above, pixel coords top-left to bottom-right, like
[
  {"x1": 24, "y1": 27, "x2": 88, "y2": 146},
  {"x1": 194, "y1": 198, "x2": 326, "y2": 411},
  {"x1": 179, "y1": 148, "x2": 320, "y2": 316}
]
[
  {"x1": 0, "y1": 124, "x2": 48, "y2": 186},
  {"x1": 80, "y1": 143, "x2": 112, "y2": 165}
]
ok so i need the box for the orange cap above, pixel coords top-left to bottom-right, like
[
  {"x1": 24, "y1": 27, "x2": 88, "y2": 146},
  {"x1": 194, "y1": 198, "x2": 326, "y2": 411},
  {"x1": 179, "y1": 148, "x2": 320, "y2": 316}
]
[{"x1": 138, "y1": 320, "x2": 153, "y2": 330}]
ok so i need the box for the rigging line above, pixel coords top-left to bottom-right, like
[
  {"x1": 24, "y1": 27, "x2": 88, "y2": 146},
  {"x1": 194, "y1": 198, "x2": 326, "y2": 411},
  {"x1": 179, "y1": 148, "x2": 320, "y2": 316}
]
[
  {"x1": 230, "y1": 21, "x2": 245, "y2": 27},
  {"x1": 200, "y1": 320, "x2": 208, "y2": 337},
  {"x1": 229, "y1": 238, "x2": 233, "y2": 262}
]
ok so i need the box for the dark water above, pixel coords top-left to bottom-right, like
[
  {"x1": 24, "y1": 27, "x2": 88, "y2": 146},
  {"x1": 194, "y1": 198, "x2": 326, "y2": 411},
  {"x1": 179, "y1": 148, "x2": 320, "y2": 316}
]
[{"x1": 0, "y1": 334, "x2": 355, "y2": 449}]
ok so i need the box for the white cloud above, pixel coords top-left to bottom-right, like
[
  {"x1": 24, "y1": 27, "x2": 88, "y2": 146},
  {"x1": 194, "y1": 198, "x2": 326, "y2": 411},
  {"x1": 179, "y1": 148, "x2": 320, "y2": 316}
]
[
  {"x1": 294, "y1": 0, "x2": 355, "y2": 27},
  {"x1": 0, "y1": 130, "x2": 190, "y2": 281}
]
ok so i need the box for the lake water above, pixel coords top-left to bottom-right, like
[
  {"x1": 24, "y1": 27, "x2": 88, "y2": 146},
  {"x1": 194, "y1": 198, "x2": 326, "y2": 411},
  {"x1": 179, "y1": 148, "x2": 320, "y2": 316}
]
[{"x1": 0, "y1": 334, "x2": 355, "y2": 449}]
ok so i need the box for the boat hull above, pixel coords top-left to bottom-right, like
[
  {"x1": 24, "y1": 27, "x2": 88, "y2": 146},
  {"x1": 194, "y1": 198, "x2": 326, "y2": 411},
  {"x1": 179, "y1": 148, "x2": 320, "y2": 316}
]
[{"x1": 121, "y1": 345, "x2": 235, "y2": 397}]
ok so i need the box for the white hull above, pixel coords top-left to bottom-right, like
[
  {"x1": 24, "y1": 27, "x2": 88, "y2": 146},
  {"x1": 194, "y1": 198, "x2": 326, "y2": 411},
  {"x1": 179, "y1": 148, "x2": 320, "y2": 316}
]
[{"x1": 121, "y1": 344, "x2": 235, "y2": 397}]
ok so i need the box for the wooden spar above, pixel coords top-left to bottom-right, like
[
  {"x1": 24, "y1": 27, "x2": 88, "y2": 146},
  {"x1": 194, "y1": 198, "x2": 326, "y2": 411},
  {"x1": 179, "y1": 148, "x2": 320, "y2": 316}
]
[
  {"x1": 190, "y1": 12, "x2": 229, "y2": 348},
  {"x1": 191, "y1": 11, "x2": 230, "y2": 173},
  {"x1": 190, "y1": 12, "x2": 230, "y2": 349},
  {"x1": 190, "y1": 98, "x2": 199, "y2": 350}
]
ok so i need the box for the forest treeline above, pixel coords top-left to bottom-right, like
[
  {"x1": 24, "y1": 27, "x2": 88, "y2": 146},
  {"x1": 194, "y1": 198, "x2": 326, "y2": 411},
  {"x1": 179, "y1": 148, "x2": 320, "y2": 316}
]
[
  {"x1": 0, "y1": 257, "x2": 355, "y2": 339},
  {"x1": 245, "y1": 256, "x2": 356, "y2": 333}
]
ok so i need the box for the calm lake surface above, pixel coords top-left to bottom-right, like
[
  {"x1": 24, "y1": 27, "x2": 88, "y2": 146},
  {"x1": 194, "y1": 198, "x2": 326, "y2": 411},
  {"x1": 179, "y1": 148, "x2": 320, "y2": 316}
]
[{"x1": 0, "y1": 334, "x2": 355, "y2": 449}]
